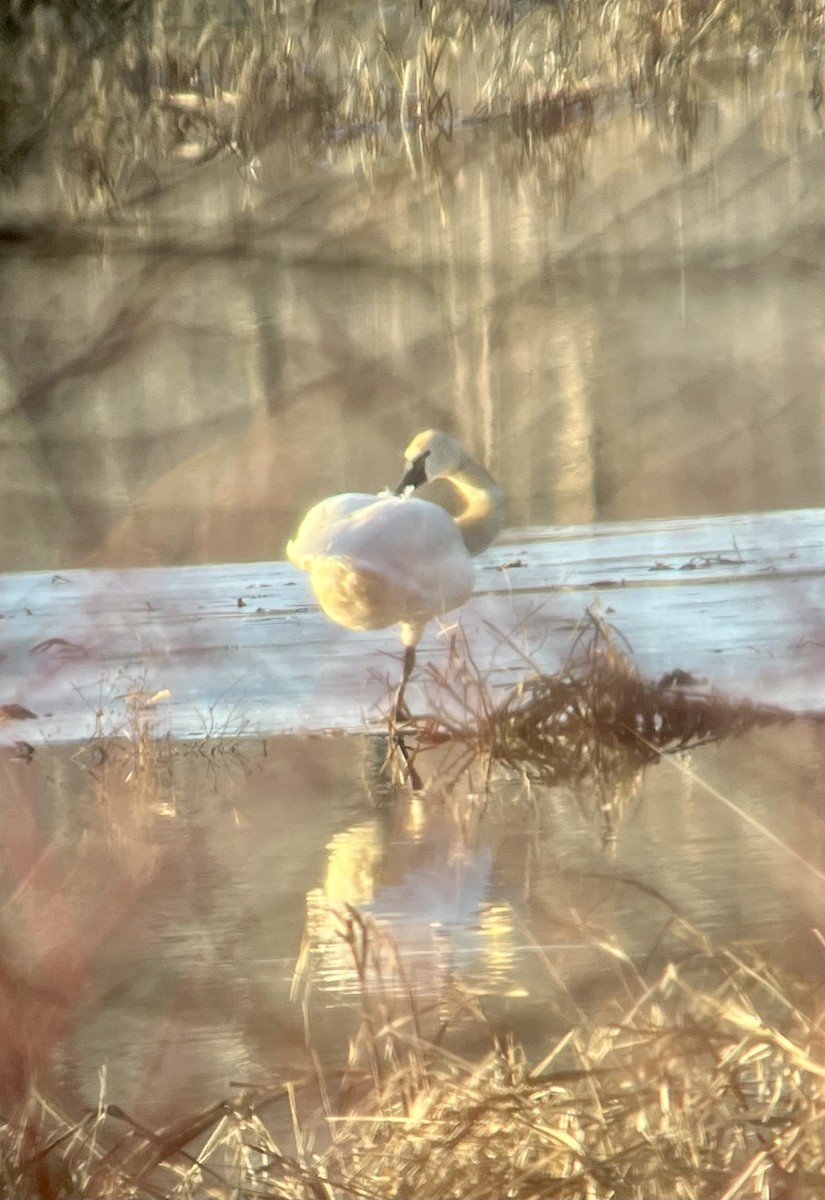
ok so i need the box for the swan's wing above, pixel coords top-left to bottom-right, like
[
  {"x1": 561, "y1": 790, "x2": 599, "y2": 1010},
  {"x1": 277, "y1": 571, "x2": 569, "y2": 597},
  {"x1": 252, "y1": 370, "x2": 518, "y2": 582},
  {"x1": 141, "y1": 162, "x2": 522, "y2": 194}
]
[
  {"x1": 324, "y1": 497, "x2": 475, "y2": 617},
  {"x1": 287, "y1": 494, "x2": 378, "y2": 566}
]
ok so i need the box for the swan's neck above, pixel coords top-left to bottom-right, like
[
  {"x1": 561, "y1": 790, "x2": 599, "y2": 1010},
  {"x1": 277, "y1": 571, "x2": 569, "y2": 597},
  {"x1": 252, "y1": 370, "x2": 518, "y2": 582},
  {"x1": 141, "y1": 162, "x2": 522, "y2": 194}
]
[{"x1": 451, "y1": 469, "x2": 505, "y2": 556}]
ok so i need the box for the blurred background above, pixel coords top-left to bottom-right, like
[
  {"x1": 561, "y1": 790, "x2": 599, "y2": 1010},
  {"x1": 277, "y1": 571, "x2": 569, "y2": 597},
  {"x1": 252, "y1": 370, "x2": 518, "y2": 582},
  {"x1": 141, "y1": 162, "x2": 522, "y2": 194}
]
[{"x1": 2, "y1": 1, "x2": 824, "y2": 571}]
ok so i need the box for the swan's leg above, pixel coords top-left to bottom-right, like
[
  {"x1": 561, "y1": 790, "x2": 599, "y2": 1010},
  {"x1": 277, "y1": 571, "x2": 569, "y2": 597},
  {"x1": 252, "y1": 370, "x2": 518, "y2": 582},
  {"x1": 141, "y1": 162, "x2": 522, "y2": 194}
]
[{"x1": 393, "y1": 644, "x2": 416, "y2": 723}]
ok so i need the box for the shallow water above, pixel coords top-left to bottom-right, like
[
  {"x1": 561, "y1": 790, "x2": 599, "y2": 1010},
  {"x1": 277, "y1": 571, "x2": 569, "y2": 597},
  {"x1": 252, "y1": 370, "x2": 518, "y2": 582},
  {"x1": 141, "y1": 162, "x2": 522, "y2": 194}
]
[{"x1": 2, "y1": 721, "x2": 823, "y2": 1126}]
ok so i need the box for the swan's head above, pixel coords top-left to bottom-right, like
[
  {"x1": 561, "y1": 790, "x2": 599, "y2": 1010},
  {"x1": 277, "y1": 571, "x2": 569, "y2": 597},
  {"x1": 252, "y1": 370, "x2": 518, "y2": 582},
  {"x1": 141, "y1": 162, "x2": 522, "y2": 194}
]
[
  {"x1": 393, "y1": 428, "x2": 505, "y2": 554},
  {"x1": 394, "y1": 430, "x2": 469, "y2": 495}
]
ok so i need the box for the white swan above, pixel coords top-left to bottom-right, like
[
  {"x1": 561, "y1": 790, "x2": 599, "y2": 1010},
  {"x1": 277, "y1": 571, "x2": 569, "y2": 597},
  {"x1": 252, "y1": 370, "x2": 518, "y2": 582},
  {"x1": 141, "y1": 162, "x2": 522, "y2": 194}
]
[{"x1": 287, "y1": 429, "x2": 505, "y2": 710}]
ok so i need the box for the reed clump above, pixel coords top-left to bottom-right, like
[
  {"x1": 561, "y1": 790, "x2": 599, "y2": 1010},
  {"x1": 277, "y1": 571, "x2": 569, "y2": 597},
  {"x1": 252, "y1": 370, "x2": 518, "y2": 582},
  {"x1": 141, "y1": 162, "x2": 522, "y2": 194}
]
[
  {"x1": 407, "y1": 608, "x2": 801, "y2": 790},
  {"x1": 1, "y1": 0, "x2": 823, "y2": 214}
]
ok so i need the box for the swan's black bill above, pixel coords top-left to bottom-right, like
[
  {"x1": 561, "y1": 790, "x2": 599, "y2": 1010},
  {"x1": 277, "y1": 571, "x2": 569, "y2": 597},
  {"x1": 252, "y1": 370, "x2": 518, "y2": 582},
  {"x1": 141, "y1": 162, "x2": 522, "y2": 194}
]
[{"x1": 394, "y1": 449, "x2": 430, "y2": 496}]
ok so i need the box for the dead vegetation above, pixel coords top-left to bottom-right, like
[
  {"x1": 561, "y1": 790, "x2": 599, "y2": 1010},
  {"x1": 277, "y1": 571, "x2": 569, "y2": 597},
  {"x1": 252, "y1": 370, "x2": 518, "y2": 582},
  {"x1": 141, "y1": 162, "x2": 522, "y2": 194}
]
[
  {"x1": 1, "y1": 0, "x2": 823, "y2": 214},
  {"x1": 396, "y1": 607, "x2": 804, "y2": 801},
  {"x1": 322, "y1": 910, "x2": 825, "y2": 1200},
  {"x1": 3, "y1": 904, "x2": 825, "y2": 1198}
]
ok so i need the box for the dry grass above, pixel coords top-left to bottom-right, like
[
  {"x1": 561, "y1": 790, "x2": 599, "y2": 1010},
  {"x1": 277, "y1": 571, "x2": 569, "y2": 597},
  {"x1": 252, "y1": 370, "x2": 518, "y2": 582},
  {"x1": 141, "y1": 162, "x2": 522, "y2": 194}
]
[
  {"x1": 1, "y1": 0, "x2": 823, "y2": 214},
  {"x1": 3, "y1": 904, "x2": 825, "y2": 1198},
  {"x1": 322, "y1": 917, "x2": 825, "y2": 1200}
]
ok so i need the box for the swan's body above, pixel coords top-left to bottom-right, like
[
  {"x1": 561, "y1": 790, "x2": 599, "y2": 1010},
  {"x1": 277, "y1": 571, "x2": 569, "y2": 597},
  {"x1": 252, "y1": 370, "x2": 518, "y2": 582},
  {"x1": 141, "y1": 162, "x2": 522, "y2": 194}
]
[
  {"x1": 287, "y1": 430, "x2": 505, "y2": 708},
  {"x1": 288, "y1": 491, "x2": 474, "y2": 646}
]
